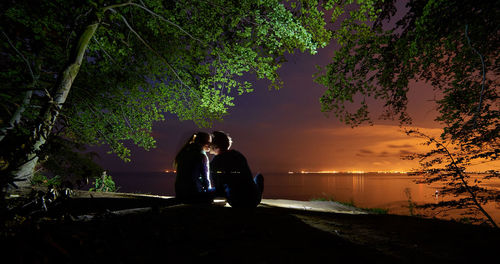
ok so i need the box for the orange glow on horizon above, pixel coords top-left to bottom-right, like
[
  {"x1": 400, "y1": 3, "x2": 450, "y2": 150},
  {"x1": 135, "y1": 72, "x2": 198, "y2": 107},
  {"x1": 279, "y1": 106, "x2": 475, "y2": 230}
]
[{"x1": 293, "y1": 170, "x2": 409, "y2": 174}]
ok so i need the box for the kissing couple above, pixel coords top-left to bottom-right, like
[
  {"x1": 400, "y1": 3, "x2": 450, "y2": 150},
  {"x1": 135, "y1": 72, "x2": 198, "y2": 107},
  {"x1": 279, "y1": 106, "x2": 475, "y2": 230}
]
[{"x1": 173, "y1": 131, "x2": 264, "y2": 208}]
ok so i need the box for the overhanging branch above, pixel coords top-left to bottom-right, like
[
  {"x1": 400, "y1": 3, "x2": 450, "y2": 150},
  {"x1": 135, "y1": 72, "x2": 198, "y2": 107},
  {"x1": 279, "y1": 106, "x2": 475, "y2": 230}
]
[
  {"x1": 465, "y1": 24, "x2": 486, "y2": 129},
  {"x1": 110, "y1": 8, "x2": 198, "y2": 98},
  {"x1": 129, "y1": 2, "x2": 206, "y2": 46}
]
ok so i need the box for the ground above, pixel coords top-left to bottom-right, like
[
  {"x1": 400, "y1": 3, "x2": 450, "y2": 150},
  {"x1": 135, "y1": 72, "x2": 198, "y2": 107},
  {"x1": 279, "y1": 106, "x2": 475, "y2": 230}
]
[{"x1": 1, "y1": 188, "x2": 499, "y2": 263}]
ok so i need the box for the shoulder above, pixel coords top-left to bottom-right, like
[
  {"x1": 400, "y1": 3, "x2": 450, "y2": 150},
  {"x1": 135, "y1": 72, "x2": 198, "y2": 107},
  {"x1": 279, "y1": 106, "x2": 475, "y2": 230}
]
[
  {"x1": 217, "y1": 149, "x2": 245, "y2": 159},
  {"x1": 228, "y1": 150, "x2": 248, "y2": 163},
  {"x1": 233, "y1": 149, "x2": 246, "y2": 157},
  {"x1": 228, "y1": 149, "x2": 244, "y2": 157}
]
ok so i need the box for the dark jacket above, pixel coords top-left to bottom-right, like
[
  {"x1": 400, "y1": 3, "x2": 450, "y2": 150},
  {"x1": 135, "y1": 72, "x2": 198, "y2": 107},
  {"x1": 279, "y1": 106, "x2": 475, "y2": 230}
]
[
  {"x1": 175, "y1": 144, "x2": 212, "y2": 203},
  {"x1": 211, "y1": 150, "x2": 259, "y2": 208}
]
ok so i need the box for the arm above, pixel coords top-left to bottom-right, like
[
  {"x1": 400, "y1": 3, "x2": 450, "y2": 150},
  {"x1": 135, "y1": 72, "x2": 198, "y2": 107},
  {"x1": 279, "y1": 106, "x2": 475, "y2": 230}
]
[{"x1": 241, "y1": 155, "x2": 253, "y2": 179}]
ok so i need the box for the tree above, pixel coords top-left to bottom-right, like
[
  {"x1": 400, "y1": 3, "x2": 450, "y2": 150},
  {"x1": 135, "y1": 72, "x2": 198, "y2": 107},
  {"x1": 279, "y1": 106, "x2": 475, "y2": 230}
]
[
  {"x1": 405, "y1": 129, "x2": 498, "y2": 227},
  {"x1": 315, "y1": 0, "x2": 499, "y2": 226},
  {"x1": 1, "y1": 0, "x2": 332, "y2": 188}
]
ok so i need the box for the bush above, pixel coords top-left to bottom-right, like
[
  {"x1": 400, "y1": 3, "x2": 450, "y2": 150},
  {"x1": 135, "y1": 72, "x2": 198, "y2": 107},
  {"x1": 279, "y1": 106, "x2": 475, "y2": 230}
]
[
  {"x1": 90, "y1": 171, "x2": 118, "y2": 192},
  {"x1": 30, "y1": 173, "x2": 63, "y2": 187}
]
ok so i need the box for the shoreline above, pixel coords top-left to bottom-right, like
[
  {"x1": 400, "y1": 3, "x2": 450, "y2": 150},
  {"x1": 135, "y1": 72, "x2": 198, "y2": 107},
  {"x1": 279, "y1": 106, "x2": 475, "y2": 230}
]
[
  {"x1": 2, "y1": 188, "x2": 499, "y2": 263},
  {"x1": 7, "y1": 186, "x2": 499, "y2": 225}
]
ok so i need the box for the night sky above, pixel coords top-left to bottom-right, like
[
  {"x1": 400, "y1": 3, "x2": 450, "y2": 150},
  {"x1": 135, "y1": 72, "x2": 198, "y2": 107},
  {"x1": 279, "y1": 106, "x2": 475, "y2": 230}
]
[{"x1": 91, "y1": 41, "x2": 486, "y2": 174}]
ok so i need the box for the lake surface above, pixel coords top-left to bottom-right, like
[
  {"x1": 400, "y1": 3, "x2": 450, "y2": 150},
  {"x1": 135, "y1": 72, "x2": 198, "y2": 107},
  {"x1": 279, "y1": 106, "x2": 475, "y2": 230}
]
[{"x1": 111, "y1": 171, "x2": 500, "y2": 224}]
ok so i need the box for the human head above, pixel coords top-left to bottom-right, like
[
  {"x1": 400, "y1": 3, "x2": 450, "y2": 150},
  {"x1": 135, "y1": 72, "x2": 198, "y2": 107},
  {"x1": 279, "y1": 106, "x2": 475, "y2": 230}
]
[
  {"x1": 174, "y1": 131, "x2": 212, "y2": 168},
  {"x1": 191, "y1": 132, "x2": 211, "y2": 152},
  {"x1": 210, "y1": 131, "x2": 232, "y2": 154}
]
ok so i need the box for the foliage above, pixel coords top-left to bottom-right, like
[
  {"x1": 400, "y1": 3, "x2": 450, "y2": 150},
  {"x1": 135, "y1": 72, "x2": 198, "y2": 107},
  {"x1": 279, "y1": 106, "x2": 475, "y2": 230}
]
[
  {"x1": 90, "y1": 171, "x2": 118, "y2": 192},
  {"x1": 315, "y1": 0, "x2": 499, "y2": 226},
  {"x1": 37, "y1": 135, "x2": 104, "y2": 188},
  {"x1": 314, "y1": 0, "x2": 386, "y2": 125},
  {"x1": 30, "y1": 174, "x2": 63, "y2": 188},
  {"x1": 404, "y1": 188, "x2": 417, "y2": 216},
  {"x1": 0, "y1": 0, "x2": 331, "y2": 170},
  {"x1": 315, "y1": 0, "x2": 499, "y2": 129},
  {"x1": 364, "y1": 207, "x2": 388, "y2": 214}
]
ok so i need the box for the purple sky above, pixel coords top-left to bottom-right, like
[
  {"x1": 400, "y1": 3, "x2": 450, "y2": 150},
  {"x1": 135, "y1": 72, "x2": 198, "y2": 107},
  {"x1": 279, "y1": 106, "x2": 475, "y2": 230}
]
[{"x1": 91, "y1": 42, "x2": 456, "y2": 174}]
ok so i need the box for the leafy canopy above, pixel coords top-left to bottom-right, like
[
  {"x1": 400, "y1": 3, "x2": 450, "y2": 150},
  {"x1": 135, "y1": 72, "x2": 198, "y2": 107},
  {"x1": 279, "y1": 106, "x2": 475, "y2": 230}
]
[
  {"x1": 1, "y1": 0, "x2": 331, "y2": 161},
  {"x1": 315, "y1": 0, "x2": 499, "y2": 226},
  {"x1": 316, "y1": 0, "x2": 498, "y2": 132}
]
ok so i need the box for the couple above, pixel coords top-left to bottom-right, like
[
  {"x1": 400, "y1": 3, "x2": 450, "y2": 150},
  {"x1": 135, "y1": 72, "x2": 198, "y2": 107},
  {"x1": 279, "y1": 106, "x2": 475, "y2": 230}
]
[{"x1": 174, "y1": 131, "x2": 264, "y2": 208}]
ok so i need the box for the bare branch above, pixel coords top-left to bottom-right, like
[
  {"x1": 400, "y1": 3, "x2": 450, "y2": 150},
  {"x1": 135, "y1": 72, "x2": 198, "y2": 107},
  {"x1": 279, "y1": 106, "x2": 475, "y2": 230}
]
[
  {"x1": 102, "y1": 1, "x2": 134, "y2": 13},
  {"x1": 202, "y1": 0, "x2": 259, "y2": 26},
  {"x1": 120, "y1": 104, "x2": 134, "y2": 130},
  {"x1": 465, "y1": 24, "x2": 486, "y2": 129},
  {"x1": 0, "y1": 30, "x2": 38, "y2": 142},
  {"x1": 1, "y1": 30, "x2": 37, "y2": 84},
  {"x1": 424, "y1": 134, "x2": 498, "y2": 228},
  {"x1": 92, "y1": 35, "x2": 117, "y2": 64},
  {"x1": 129, "y1": 2, "x2": 207, "y2": 46}
]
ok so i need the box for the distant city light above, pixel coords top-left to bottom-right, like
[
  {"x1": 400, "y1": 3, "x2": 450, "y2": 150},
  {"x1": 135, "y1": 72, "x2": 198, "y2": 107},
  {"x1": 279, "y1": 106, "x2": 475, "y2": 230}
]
[{"x1": 290, "y1": 170, "x2": 409, "y2": 174}]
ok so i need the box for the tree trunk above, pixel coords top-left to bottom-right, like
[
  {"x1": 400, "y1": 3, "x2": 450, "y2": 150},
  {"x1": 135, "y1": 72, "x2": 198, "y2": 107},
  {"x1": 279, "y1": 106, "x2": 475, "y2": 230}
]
[
  {"x1": 12, "y1": 23, "x2": 99, "y2": 187},
  {"x1": 0, "y1": 90, "x2": 33, "y2": 143}
]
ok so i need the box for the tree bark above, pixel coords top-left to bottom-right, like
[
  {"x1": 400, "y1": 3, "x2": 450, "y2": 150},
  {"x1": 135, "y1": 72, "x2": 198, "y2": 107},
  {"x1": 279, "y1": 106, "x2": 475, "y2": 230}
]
[
  {"x1": 0, "y1": 90, "x2": 33, "y2": 143},
  {"x1": 12, "y1": 22, "x2": 99, "y2": 187}
]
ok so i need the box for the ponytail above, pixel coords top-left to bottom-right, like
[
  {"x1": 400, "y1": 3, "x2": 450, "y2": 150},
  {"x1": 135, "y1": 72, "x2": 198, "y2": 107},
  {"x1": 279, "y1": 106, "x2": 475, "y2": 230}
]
[
  {"x1": 174, "y1": 133, "x2": 197, "y2": 169},
  {"x1": 173, "y1": 132, "x2": 210, "y2": 169}
]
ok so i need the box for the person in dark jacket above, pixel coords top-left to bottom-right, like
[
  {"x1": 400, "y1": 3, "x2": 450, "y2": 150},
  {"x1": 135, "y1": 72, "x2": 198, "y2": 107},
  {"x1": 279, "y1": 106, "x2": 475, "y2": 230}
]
[
  {"x1": 209, "y1": 131, "x2": 264, "y2": 208},
  {"x1": 174, "y1": 132, "x2": 215, "y2": 203}
]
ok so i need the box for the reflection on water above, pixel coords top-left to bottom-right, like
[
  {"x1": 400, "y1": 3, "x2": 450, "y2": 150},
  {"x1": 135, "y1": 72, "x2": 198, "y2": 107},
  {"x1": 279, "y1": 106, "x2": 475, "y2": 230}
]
[
  {"x1": 265, "y1": 173, "x2": 436, "y2": 209},
  {"x1": 113, "y1": 171, "x2": 500, "y2": 225}
]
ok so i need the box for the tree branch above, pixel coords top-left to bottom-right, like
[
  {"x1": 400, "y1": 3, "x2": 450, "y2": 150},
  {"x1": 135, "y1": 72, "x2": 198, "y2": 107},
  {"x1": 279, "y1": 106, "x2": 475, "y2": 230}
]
[
  {"x1": 92, "y1": 35, "x2": 117, "y2": 64},
  {"x1": 120, "y1": 104, "x2": 134, "y2": 130},
  {"x1": 110, "y1": 8, "x2": 198, "y2": 98},
  {"x1": 426, "y1": 134, "x2": 498, "y2": 228},
  {"x1": 102, "y1": 1, "x2": 134, "y2": 13},
  {"x1": 0, "y1": 30, "x2": 38, "y2": 143},
  {"x1": 129, "y1": 2, "x2": 207, "y2": 46},
  {"x1": 465, "y1": 24, "x2": 486, "y2": 129},
  {"x1": 1, "y1": 30, "x2": 37, "y2": 83}
]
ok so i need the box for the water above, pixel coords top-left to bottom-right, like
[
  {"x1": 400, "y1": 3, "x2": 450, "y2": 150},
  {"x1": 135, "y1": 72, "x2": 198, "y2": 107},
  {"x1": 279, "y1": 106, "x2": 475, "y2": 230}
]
[{"x1": 111, "y1": 171, "x2": 500, "y2": 224}]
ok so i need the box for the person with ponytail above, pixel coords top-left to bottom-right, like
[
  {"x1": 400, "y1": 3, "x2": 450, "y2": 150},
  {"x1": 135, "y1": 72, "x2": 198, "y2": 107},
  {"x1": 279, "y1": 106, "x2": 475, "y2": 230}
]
[{"x1": 174, "y1": 132, "x2": 214, "y2": 203}]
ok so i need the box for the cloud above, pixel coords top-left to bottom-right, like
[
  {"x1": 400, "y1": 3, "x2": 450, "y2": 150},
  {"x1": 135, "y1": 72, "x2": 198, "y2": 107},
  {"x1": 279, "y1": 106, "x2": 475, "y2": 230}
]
[
  {"x1": 378, "y1": 151, "x2": 391, "y2": 157},
  {"x1": 399, "y1": 150, "x2": 413, "y2": 155},
  {"x1": 307, "y1": 125, "x2": 407, "y2": 137},
  {"x1": 307, "y1": 125, "x2": 442, "y2": 138},
  {"x1": 271, "y1": 124, "x2": 445, "y2": 172},
  {"x1": 356, "y1": 149, "x2": 376, "y2": 157},
  {"x1": 387, "y1": 144, "x2": 413, "y2": 148},
  {"x1": 359, "y1": 149, "x2": 374, "y2": 154},
  {"x1": 372, "y1": 161, "x2": 392, "y2": 166}
]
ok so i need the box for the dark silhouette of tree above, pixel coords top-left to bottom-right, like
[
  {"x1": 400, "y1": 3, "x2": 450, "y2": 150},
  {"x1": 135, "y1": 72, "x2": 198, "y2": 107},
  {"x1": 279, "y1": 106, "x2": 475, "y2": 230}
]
[
  {"x1": 405, "y1": 130, "x2": 498, "y2": 227},
  {"x1": 316, "y1": 0, "x2": 498, "y2": 227}
]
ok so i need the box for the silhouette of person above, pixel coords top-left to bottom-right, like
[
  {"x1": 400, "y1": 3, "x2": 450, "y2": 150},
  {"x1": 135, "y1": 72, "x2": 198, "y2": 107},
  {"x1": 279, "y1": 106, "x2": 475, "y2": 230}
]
[
  {"x1": 174, "y1": 132, "x2": 214, "y2": 203},
  {"x1": 209, "y1": 131, "x2": 264, "y2": 208}
]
